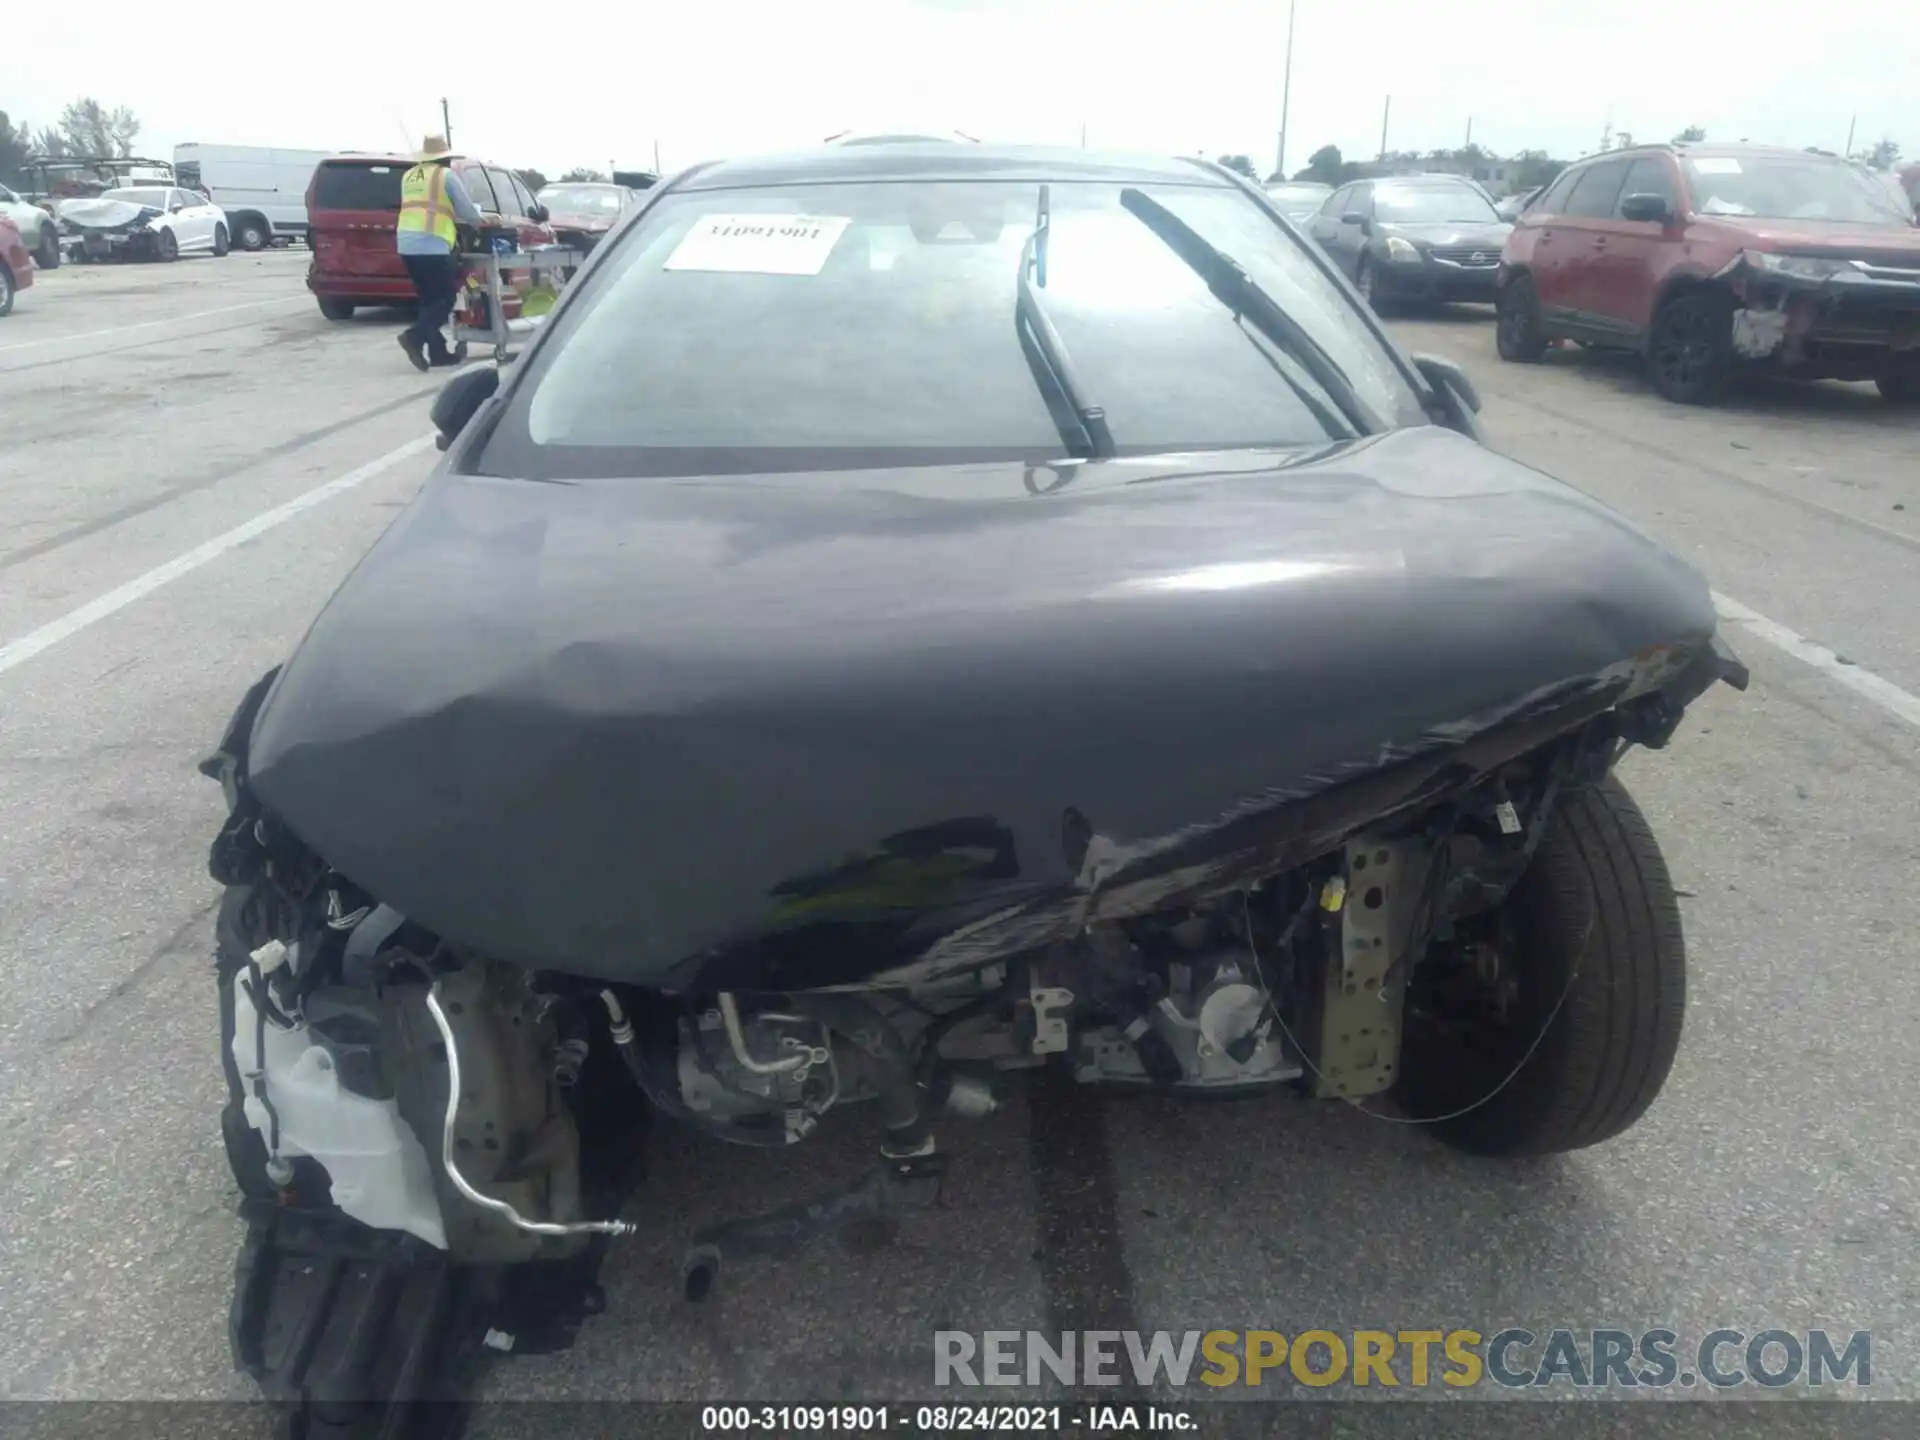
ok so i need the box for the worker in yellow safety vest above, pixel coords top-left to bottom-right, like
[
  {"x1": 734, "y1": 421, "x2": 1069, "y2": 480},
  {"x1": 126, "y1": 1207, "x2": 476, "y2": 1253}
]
[{"x1": 395, "y1": 135, "x2": 486, "y2": 371}]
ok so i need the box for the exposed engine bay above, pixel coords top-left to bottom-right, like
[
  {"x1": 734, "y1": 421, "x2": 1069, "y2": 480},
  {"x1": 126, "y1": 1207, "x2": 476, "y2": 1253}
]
[{"x1": 209, "y1": 677, "x2": 1712, "y2": 1310}]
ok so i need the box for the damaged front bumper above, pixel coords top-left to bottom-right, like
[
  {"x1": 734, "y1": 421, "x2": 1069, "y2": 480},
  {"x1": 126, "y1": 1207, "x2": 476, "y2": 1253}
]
[{"x1": 1717, "y1": 249, "x2": 1920, "y2": 377}]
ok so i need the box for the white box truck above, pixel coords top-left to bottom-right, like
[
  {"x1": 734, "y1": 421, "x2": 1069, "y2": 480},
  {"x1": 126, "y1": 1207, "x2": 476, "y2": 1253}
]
[{"x1": 173, "y1": 144, "x2": 333, "y2": 251}]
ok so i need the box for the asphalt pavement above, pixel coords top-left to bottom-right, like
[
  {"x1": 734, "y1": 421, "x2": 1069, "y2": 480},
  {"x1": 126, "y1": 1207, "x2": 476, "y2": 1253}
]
[{"x1": 1, "y1": 257, "x2": 1915, "y2": 1425}]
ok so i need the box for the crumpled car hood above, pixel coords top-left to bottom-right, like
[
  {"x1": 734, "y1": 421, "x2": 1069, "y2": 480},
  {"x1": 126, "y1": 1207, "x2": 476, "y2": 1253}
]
[
  {"x1": 243, "y1": 426, "x2": 1723, "y2": 988},
  {"x1": 57, "y1": 198, "x2": 160, "y2": 231}
]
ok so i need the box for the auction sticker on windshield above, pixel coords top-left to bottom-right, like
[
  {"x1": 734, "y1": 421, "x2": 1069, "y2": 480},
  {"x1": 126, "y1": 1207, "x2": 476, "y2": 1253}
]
[
  {"x1": 663, "y1": 214, "x2": 853, "y2": 275},
  {"x1": 1691, "y1": 158, "x2": 1743, "y2": 174}
]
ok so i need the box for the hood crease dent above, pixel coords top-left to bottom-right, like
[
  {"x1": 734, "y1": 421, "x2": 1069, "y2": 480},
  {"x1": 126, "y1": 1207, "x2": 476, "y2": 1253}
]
[{"x1": 243, "y1": 426, "x2": 1720, "y2": 991}]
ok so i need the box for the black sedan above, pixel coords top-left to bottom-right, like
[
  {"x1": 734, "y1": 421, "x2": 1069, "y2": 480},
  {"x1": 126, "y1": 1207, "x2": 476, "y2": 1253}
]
[
  {"x1": 209, "y1": 142, "x2": 1740, "y2": 1428},
  {"x1": 1306, "y1": 174, "x2": 1512, "y2": 309}
]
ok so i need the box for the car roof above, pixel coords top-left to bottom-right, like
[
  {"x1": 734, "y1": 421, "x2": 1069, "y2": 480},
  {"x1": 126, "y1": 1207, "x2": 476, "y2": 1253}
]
[
  {"x1": 671, "y1": 142, "x2": 1242, "y2": 192},
  {"x1": 1574, "y1": 141, "x2": 1850, "y2": 167}
]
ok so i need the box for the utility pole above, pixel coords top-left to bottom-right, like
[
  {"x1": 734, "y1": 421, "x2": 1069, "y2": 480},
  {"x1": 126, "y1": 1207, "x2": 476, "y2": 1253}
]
[
  {"x1": 440, "y1": 98, "x2": 452, "y2": 148},
  {"x1": 1379, "y1": 95, "x2": 1391, "y2": 160},
  {"x1": 1845, "y1": 114, "x2": 1857, "y2": 156},
  {"x1": 1465, "y1": 116, "x2": 1473, "y2": 149},
  {"x1": 1080, "y1": 122, "x2": 1087, "y2": 149},
  {"x1": 1275, "y1": 0, "x2": 1297, "y2": 179},
  {"x1": 653, "y1": 139, "x2": 662, "y2": 172}
]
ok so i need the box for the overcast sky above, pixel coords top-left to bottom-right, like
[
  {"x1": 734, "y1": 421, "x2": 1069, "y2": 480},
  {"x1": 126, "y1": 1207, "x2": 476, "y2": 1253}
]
[{"x1": 9, "y1": 0, "x2": 1915, "y2": 176}]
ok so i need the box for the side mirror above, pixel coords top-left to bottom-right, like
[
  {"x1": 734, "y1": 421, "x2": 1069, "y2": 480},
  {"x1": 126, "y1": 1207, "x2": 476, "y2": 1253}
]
[
  {"x1": 170, "y1": 203, "x2": 185, "y2": 213},
  {"x1": 431, "y1": 366, "x2": 499, "y2": 451},
  {"x1": 528, "y1": 203, "x2": 550, "y2": 224},
  {"x1": 1341, "y1": 210, "x2": 1368, "y2": 227},
  {"x1": 1619, "y1": 193, "x2": 1671, "y2": 223},
  {"x1": 1411, "y1": 351, "x2": 1483, "y2": 434}
]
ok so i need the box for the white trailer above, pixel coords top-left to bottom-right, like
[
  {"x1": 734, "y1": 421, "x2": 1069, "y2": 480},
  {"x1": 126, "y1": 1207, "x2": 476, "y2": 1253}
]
[{"x1": 173, "y1": 144, "x2": 333, "y2": 250}]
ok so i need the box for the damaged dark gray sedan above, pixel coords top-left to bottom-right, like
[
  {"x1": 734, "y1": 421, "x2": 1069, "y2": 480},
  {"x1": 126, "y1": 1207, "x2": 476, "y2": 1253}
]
[{"x1": 200, "y1": 143, "x2": 1747, "y2": 1428}]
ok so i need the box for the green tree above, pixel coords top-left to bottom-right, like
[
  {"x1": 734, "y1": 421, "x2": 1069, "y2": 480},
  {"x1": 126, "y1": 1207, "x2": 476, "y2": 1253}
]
[
  {"x1": 1299, "y1": 144, "x2": 1343, "y2": 185},
  {"x1": 514, "y1": 167, "x2": 549, "y2": 193},
  {"x1": 0, "y1": 112, "x2": 34, "y2": 186},
  {"x1": 1673, "y1": 126, "x2": 1706, "y2": 143},
  {"x1": 1215, "y1": 154, "x2": 1257, "y2": 178},
  {"x1": 47, "y1": 97, "x2": 141, "y2": 157},
  {"x1": 559, "y1": 167, "x2": 607, "y2": 183},
  {"x1": 1859, "y1": 138, "x2": 1902, "y2": 169}
]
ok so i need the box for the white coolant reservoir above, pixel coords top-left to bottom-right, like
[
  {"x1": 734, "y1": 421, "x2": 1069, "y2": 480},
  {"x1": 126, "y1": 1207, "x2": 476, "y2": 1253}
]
[{"x1": 232, "y1": 978, "x2": 448, "y2": 1248}]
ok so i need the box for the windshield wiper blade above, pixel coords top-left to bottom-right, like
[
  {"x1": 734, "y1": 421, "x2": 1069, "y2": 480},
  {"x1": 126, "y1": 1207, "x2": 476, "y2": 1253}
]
[
  {"x1": 1016, "y1": 185, "x2": 1116, "y2": 460},
  {"x1": 1118, "y1": 187, "x2": 1380, "y2": 435}
]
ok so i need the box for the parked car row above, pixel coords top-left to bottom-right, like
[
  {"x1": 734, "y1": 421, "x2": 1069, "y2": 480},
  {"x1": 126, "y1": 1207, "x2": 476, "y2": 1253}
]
[{"x1": 1267, "y1": 145, "x2": 1918, "y2": 407}]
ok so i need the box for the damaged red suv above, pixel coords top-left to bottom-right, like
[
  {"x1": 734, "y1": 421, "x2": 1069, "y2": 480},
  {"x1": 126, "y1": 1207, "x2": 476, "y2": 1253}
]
[{"x1": 1496, "y1": 143, "x2": 1920, "y2": 404}]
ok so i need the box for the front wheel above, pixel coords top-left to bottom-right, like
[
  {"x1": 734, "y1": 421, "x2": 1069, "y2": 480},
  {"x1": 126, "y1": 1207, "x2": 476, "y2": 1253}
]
[
  {"x1": 234, "y1": 216, "x2": 271, "y2": 252},
  {"x1": 37, "y1": 224, "x2": 61, "y2": 270},
  {"x1": 1394, "y1": 775, "x2": 1686, "y2": 1157},
  {"x1": 212, "y1": 224, "x2": 230, "y2": 257},
  {"x1": 154, "y1": 228, "x2": 179, "y2": 263},
  {"x1": 1495, "y1": 275, "x2": 1547, "y2": 361},
  {"x1": 0, "y1": 263, "x2": 14, "y2": 317},
  {"x1": 1648, "y1": 290, "x2": 1733, "y2": 404}
]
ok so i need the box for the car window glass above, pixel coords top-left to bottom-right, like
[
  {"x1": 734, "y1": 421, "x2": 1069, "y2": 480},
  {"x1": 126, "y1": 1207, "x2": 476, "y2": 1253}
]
[
  {"x1": 1683, "y1": 155, "x2": 1910, "y2": 224},
  {"x1": 1319, "y1": 186, "x2": 1349, "y2": 216},
  {"x1": 312, "y1": 163, "x2": 403, "y2": 212},
  {"x1": 1563, "y1": 161, "x2": 1630, "y2": 218},
  {"x1": 458, "y1": 166, "x2": 500, "y2": 213},
  {"x1": 1534, "y1": 169, "x2": 1581, "y2": 216},
  {"x1": 1346, "y1": 185, "x2": 1372, "y2": 217},
  {"x1": 508, "y1": 174, "x2": 538, "y2": 213},
  {"x1": 0, "y1": 185, "x2": 16, "y2": 203},
  {"x1": 478, "y1": 178, "x2": 1429, "y2": 479},
  {"x1": 1617, "y1": 158, "x2": 1677, "y2": 215},
  {"x1": 171, "y1": 190, "x2": 195, "y2": 209},
  {"x1": 1371, "y1": 182, "x2": 1499, "y2": 223},
  {"x1": 486, "y1": 169, "x2": 524, "y2": 216}
]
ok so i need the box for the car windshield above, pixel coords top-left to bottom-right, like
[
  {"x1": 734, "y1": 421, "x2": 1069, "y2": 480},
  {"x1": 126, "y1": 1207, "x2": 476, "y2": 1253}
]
[
  {"x1": 1372, "y1": 183, "x2": 1500, "y2": 224},
  {"x1": 475, "y1": 176, "x2": 1429, "y2": 479},
  {"x1": 541, "y1": 185, "x2": 624, "y2": 213},
  {"x1": 1686, "y1": 156, "x2": 1912, "y2": 224},
  {"x1": 102, "y1": 188, "x2": 171, "y2": 208}
]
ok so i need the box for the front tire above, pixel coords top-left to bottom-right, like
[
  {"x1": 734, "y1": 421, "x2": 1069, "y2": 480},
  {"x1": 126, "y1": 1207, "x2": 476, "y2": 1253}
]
[
  {"x1": 154, "y1": 227, "x2": 179, "y2": 263},
  {"x1": 212, "y1": 224, "x2": 230, "y2": 257},
  {"x1": 1395, "y1": 775, "x2": 1686, "y2": 1157},
  {"x1": 1648, "y1": 290, "x2": 1733, "y2": 404},
  {"x1": 1495, "y1": 274, "x2": 1547, "y2": 361},
  {"x1": 0, "y1": 263, "x2": 13, "y2": 317},
  {"x1": 234, "y1": 216, "x2": 271, "y2": 252},
  {"x1": 37, "y1": 224, "x2": 61, "y2": 270}
]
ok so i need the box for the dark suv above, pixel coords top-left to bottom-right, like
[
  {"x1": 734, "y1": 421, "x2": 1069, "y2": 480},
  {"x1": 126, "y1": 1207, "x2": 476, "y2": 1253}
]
[
  {"x1": 1306, "y1": 174, "x2": 1511, "y2": 310},
  {"x1": 1496, "y1": 143, "x2": 1920, "y2": 404}
]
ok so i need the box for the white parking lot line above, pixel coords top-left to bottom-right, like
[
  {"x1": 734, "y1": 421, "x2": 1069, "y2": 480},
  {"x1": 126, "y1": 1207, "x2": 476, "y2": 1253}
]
[
  {"x1": 0, "y1": 434, "x2": 433, "y2": 679},
  {"x1": 0, "y1": 296, "x2": 308, "y2": 353},
  {"x1": 1714, "y1": 591, "x2": 1920, "y2": 730}
]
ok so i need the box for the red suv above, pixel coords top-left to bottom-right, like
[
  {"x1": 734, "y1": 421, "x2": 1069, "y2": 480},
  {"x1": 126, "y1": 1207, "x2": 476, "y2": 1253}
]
[
  {"x1": 1495, "y1": 143, "x2": 1920, "y2": 404},
  {"x1": 305, "y1": 154, "x2": 555, "y2": 320}
]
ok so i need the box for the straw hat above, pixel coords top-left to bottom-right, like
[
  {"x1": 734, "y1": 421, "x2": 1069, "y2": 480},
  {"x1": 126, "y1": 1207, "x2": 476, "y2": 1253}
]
[{"x1": 417, "y1": 135, "x2": 461, "y2": 163}]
